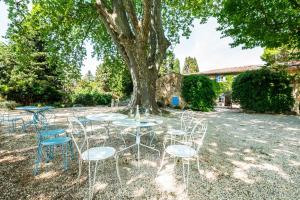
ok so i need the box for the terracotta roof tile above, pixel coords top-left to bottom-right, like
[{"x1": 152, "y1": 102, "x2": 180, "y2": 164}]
[
  {"x1": 194, "y1": 61, "x2": 300, "y2": 76},
  {"x1": 197, "y1": 65, "x2": 262, "y2": 75}
]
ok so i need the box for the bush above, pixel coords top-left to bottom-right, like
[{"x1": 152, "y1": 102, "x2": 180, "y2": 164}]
[
  {"x1": 232, "y1": 68, "x2": 294, "y2": 113},
  {"x1": 72, "y1": 91, "x2": 112, "y2": 106},
  {"x1": 182, "y1": 75, "x2": 216, "y2": 111},
  {"x1": 0, "y1": 100, "x2": 18, "y2": 110}
]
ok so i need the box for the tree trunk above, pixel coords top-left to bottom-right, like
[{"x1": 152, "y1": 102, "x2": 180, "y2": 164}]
[
  {"x1": 128, "y1": 59, "x2": 159, "y2": 113},
  {"x1": 95, "y1": 0, "x2": 170, "y2": 114}
]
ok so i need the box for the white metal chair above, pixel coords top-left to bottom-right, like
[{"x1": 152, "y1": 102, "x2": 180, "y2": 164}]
[
  {"x1": 68, "y1": 117, "x2": 121, "y2": 200},
  {"x1": 158, "y1": 120, "x2": 208, "y2": 192},
  {"x1": 165, "y1": 110, "x2": 195, "y2": 145},
  {"x1": 72, "y1": 106, "x2": 93, "y2": 129}
]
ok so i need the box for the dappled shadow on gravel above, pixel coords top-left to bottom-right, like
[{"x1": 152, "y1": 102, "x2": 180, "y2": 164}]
[{"x1": 0, "y1": 107, "x2": 299, "y2": 199}]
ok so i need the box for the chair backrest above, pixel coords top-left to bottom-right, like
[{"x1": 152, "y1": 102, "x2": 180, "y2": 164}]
[
  {"x1": 68, "y1": 117, "x2": 88, "y2": 159},
  {"x1": 189, "y1": 120, "x2": 208, "y2": 152},
  {"x1": 180, "y1": 110, "x2": 194, "y2": 131}
]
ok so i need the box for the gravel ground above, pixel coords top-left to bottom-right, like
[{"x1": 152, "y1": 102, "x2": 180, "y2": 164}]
[{"x1": 0, "y1": 107, "x2": 299, "y2": 200}]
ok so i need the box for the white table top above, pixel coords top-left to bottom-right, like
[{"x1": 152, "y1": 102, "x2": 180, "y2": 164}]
[
  {"x1": 15, "y1": 106, "x2": 53, "y2": 112},
  {"x1": 112, "y1": 118, "x2": 163, "y2": 128},
  {"x1": 86, "y1": 113, "x2": 128, "y2": 122}
]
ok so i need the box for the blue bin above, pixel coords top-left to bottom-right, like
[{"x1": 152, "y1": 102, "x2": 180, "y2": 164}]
[{"x1": 171, "y1": 96, "x2": 180, "y2": 107}]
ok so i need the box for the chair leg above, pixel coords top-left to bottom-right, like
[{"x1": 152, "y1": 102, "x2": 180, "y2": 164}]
[
  {"x1": 88, "y1": 161, "x2": 99, "y2": 200},
  {"x1": 62, "y1": 144, "x2": 68, "y2": 171},
  {"x1": 115, "y1": 155, "x2": 122, "y2": 186},
  {"x1": 119, "y1": 131, "x2": 127, "y2": 147},
  {"x1": 182, "y1": 160, "x2": 190, "y2": 193},
  {"x1": 197, "y1": 156, "x2": 203, "y2": 181},
  {"x1": 69, "y1": 141, "x2": 75, "y2": 160},
  {"x1": 88, "y1": 161, "x2": 92, "y2": 200},
  {"x1": 34, "y1": 144, "x2": 43, "y2": 175},
  {"x1": 157, "y1": 150, "x2": 167, "y2": 173},
  {"x1": 91, "y1": 161, "x2": 99, "y2": 199},
  {"x1": 77, "y1": 160, "x2": 82, "y2": 184}
]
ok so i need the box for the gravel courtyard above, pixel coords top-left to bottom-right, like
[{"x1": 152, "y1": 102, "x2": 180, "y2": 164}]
[{"x1": 0, "y1": 107, "x2": 299, "y2": 200}]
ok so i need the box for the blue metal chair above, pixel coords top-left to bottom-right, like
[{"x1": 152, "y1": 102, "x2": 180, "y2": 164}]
[
  {"x1": 33, "y1": 117, "x2": 73, "y2": 175},
  {"x1": 0, "y1": 113, "x2": 25, "y2": 133}
]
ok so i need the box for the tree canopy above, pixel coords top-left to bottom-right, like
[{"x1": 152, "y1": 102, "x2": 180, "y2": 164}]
[
  {"x1": 4, "y1": 0, "x2": 208, "y2": 67},
  {"x1": 0, "y1": 4, "x2": 80, "y2": 104},
  {"x1": 215, "y1": 0, "x2": 300, "y2": 54},
  {"x1": 183, "y1": 56, "x2": 199, "y2": 74}
]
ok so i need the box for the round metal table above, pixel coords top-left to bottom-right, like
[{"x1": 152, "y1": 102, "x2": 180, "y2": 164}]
[
  {"x1": 15, "y1": 106, "x2": 53, "y2": 128},
  {"x1": 113, "y1": 118, "x2": 163, "y2": 167},
  {"x1": 86, "y1": 113, "x2": 128, "y2": 137}
]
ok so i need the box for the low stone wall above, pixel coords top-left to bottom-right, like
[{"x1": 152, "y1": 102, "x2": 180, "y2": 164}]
[{"x1": 156, "y1": 73, "x2": 185, "y2": 108}]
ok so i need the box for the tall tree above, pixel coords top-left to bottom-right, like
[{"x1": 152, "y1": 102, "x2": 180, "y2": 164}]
[
  {"x1": 261, "y1": 46, "x2": 299, "y2": 65},
  {"x1": 159, "y1": 50, "x2": 177, "y2": 76},
  {"x1": 173, "y1": 58, "x2": 180, "y2": 74},
  {"x1": 95, "y1": 55, "x2": 132, "y2": 98},
  {"x1": 4, "y1": 0, "x2": 209, "y2": 112},
  {"x1": 83, "y1": 70, "x2": 95, "y2": 82},
  {"x1": 215, "y1": 0, "x2": 300, "y2": 57},
  {"x1": 183, "y1": 56, "x2": 199, "y2": 74},
  {"x1": 1, "y1": 4, "x2": 80, "y2": 104}
]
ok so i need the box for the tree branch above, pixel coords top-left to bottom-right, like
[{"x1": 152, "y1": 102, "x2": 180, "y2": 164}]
[
  {"x1": 123, "y1": 0, "x2": 140, "y2": 35},
  {"x1": 95, "y1": 0, "x2": 130, "y2": 65},
  {"x1": 95, "y1": 0, "x2": 117, "y2": 30},
  {"x1": 112, "y1": 0, "x2": 134, "y2": 40},
  {"x1": 152, "y1": 0, "x2": 170, "y2": 68},
  {"x1": 142, "y1": 0, "x2": 153, "y2": 39}
]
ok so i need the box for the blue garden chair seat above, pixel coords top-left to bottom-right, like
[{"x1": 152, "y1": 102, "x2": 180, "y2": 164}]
[
  {"x1": 41, "y1": 137, "x2": 71, "y2": 146},
  {"x1": 40, "y1": 129, "x2": 65, "y2": 138},
  {"x1": 34, "y1": 135, "x2": 73, "y2": 175}
]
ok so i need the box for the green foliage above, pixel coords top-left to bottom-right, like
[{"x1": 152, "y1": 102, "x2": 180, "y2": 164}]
[
  {"x1": 215, "y1": 0, "x2": 300, "y2": 54},
  {"x1": 182, "y1": 75, "x2": 216, "y2": 111},
  {"x1": 173, "y1": 59, "x2": 180, "y2": 74},
  {"x1": 72, "y1": 91, "x2": 112, "y2": 106},
  {"x1": 232, "y1": 68, "x2": 294, "y2": 113},
  {"x1": 4, "y1": 1, "x2": 209, "y2": 63},
  {"x1": 0, "y1": 100, "x2": 18, "y2": 110},
  {"x1": 216, "y1": 75, "x2": 234, "y2": 95},
  {"x1": 0, "y1": 5, "x2": 80, "y2": 105},
  {"x1": 159, "y1": 51, "x2": 180, "y2": 76},
  {"x1": 95, "y1": 55, "x2": 132, "y2": 98},
  {"x1": 183, "y1": 57, "x2": 199, "y2": 74},
  {"x1": 71, "y1": 79, "x2": 112, "y2": 106},
  {"x1": 261, "y1": 46, "x2": 299, "y2": 65}
]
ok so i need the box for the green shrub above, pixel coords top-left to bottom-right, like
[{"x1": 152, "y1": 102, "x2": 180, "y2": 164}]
[
  {"x1": 72, "y1": 91, "x2": 112, "y2": 106},
  {"x1": 182, "y1": 75, "x2": 216, "y2": 111},
  {"x1": 232, "y1": 68, "x2": 294, "y2": 113},
  {"x1": 0, "y1": 100, "x2": 18, "y2": 110}
]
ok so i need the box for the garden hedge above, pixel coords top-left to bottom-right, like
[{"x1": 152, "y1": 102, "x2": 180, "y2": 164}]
[
  {"x1": 232, "y1": 68, "x2": 294, "y2": 113},
  {"x1": 182, "y1": 75, "x2": 216, "y2": 111},
  {"x1": 72, "y1": 91, "x2": 112, "y2": 106}
]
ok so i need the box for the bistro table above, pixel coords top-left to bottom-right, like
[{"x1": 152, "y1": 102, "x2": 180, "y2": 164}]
[
  {"x1": 15, "y1": 106, "x2": 54, "y2": 129},
  {"x1": 86, "y1": 113, "x2": 128, "y2": 138},
  {"x1": 113, "y1": 118, "x2": 162, "y2": 167}
]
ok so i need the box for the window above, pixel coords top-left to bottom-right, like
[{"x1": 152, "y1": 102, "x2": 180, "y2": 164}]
[
  {"x1": 216, "y1": 75, "x2": 223, "y2": 82},
  {"x1": 216, "y1": 75, "x2": 226, "y2": 82}
]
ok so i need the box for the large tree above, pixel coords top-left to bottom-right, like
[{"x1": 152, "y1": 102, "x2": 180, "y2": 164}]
[
  {"x1": 4, "y1": 0, "x2": 209, "y2": 112},
  {"x1": 95, "y1": 55, "x2": 133, "y2": 98},
  {"x1": 1, "y1": 4, "x2": 80, "y2": 104},
  {"x1": 215, "y1": 0, "x2": 300, "y2": 55}
]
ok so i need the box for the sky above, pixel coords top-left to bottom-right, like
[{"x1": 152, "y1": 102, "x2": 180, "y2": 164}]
[{"x1": 0, "y1": 2, "x2": 264, "y2": 75}]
